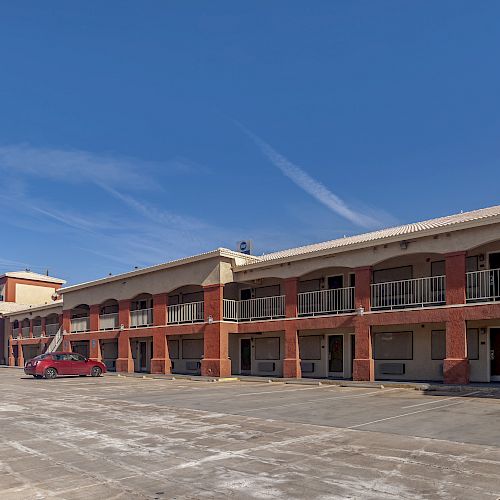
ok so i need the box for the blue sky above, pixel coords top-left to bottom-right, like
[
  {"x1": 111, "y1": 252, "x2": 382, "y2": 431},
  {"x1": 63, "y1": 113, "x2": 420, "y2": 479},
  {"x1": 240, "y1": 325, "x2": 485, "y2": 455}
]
[{"x1": 0, "y1": 1, "x2": 499, "y2": 284}]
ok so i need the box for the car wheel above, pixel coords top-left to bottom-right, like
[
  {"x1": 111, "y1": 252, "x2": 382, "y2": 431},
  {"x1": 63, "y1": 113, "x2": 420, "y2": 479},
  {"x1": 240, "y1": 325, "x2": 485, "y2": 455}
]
[
  {"x1": 91, "y1": 366, "x2": 102, "y2": 377},
  {"x1": 44, "y1": 367, "x2": 58, "y2": 380}
]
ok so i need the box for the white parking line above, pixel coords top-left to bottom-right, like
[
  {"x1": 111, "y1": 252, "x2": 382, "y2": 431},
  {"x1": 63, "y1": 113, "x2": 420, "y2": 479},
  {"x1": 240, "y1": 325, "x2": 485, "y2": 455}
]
[
  {"x1": 401, "y1": 391, "x2": 481, "y2": 409},
  {"x1": 238, "y1": 388, "x2": 403, "y2": 413},
  {"x1": 235, "y1": 386, "x2": 324, "y2": 397},
  {"x1": 348, "y1": 400, "x2": 465, "y2": 429}
]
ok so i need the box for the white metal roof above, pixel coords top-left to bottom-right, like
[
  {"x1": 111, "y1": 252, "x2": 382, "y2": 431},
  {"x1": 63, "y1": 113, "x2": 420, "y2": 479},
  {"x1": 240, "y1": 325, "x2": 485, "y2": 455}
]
[
  {"x1": 0, "y1": 271, "x2": 65, "y2": 284},
  {"x1": 236, "y1": 204, "x2": 500, "y2": 268}
]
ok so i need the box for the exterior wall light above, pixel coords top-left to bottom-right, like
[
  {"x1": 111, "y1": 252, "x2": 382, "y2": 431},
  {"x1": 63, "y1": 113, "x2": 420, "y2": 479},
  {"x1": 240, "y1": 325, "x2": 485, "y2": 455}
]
[
  {"x1": 356, "y1": 306, "x2": 364, "y2": 316},
  {"x1": 400, "y1": 241, "x2": 408, "y2": 250},
  {"x1": 208, "y1": 315, "x2": 214, "y2": 324}
]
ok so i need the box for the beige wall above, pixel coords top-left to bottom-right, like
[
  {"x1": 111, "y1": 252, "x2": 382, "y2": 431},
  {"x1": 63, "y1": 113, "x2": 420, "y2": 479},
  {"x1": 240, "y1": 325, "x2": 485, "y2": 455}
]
[
  {"x1": 63, "y1": 257, "x2": 236, "y2": 310},
  {"x1": 15, "y1": 284, "x2": 57, "y2": 305},
  {"x1": 371, "y1": 323, "x2": 489, "y2": 383},
  {"x1": 229, "y1": 332, "x2": 284, "y2": 377}
]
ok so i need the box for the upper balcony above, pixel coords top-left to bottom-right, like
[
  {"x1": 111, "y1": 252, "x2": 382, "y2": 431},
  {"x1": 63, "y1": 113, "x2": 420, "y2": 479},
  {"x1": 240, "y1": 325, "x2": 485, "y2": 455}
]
[
  {"x1": 167, "y1": 286, "x2": 204, "y2": 324},
  {"x1": 71, "y1": 304, "x2": 90, "y2": 333}
]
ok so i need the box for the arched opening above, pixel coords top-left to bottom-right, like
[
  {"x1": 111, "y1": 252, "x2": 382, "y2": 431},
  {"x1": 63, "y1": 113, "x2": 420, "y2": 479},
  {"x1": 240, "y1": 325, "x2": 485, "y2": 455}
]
[
  {"x1": 45, "y1": 313, "x2": 60, "y2": 336},
  {"x1": 99, "y1": 299, "x2": 119, "y2": 330},
  {"x1": 223, "y1": 277, "x2": 285, "y2": 322},
  {"x1": 32, "y1": 316, "x2": 42, "y2": 337},
  {"x1": 371, "y1": 253, "x2": 446, "y2": 310},
  {"x1": 298, "y1": 266, "x2": 356, "y2": 316},
  {"x1": 21, "y1": 318, "x2": 30, "y2": 338},
  {"x1": 71, "y1": 304, "x2": 90, "y2": 333},
  {"x1": 465, "y1": 241, "x2": 500, "y2": 303},
  {"x1": 12, "y1": 320, "x2": 20, "y2": 338},
  {"x1": 130, "y1": 293, "x2": 153, "y2": 327},
  {"x1": 168, "y1": 285, "x2": 204, "y2": 324}
]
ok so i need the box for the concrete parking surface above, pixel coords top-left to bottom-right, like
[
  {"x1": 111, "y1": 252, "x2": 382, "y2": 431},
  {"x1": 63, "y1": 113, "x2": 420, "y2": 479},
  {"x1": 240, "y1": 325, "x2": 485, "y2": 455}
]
[{"x1": 1, "y1": 368, "x2": 500, "y2": 499}]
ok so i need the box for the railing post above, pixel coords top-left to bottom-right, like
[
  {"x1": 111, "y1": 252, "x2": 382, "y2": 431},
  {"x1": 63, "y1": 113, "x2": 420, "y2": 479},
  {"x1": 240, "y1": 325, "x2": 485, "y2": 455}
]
[
  {"x1": 353, "y1": 267, "x2": 374, "y2": 381},
  {"x1": 201, "y1": 284, "x2": 231, "y2": 377},
  {"x1": 89, "y1": 304, "x2": 100, "y2": 332},
  {"x1": 445, "y1": 251, "x2": 466, "y2": 305}
]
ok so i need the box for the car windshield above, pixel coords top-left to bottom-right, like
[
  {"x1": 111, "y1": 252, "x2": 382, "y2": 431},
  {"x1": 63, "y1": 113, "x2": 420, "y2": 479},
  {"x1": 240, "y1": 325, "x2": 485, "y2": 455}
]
[{"x1": 32, "y1": 354, "x2": 49, "y2": 361}]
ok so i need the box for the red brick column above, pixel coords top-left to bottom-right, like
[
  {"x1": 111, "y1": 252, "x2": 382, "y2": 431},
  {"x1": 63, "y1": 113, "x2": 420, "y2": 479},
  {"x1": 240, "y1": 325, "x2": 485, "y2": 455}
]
[
  {"x1": 89, "y1": 304, "x2": 100, "y2": 332},
  {"x1": 444, "y1": 310, "x2": 469, "y2": 384},
  {"x1": 29, "y1": 319, "x2": 34, "y2": 338},
  {"x1": 151, "y1": 294, "x2": 171, "y2": 374},
  {"x1": 62, "y1": 310, "x2": 71, "y2": 334},
  {"x1": 283, "y1": 277, "x2": 301, "y2": 378},
  {"x1": 445, "y1": 252, "x2": 466, "y2": 305},
  {"x1": 116, "y1": 334, "x2": 134, "y2": 373},
  {"x1": 41, "y1": 317, "x2": 46, "y2": 337},
  {"x1": 118, "y1": 300, "x2": 131, "y2": 329},
  {"x1": 443, "y1": 252, "x2": 468, "y2": 384},
  {"x1": 7, "y1": 322, "x2": 15, "y2": 366},
  {"x1": 153, "y1": 293, "x2": 168, "y2": 326},
  {"x1": 17, "y1": 343, "x2": 24, "y2": 367},
  {"x1": 353, "y1": 267, "x2": 374, "y2": 381},
  {"x1": 201, "y1": 284, "x2": 231, "y2": 377},
  {"x1": 89, "y1": 336, "x2": 102, "y2": 362}
]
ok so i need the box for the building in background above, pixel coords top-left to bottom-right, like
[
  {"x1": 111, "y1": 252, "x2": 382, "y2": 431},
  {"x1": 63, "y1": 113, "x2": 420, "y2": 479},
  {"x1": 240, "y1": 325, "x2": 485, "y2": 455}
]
[
  {"x1": 5, "y1": 205, "x2": 500, "y2": 385},
  {"x1": 0, "y1": 272, "x2": 65, "y2": 364}
]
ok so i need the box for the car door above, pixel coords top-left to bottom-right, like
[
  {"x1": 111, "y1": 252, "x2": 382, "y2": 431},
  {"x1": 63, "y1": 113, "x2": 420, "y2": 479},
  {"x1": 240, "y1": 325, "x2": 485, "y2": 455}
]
[
  {"x1": 68, "y1": 353, "x2": 88, "y2": 375},
  {"x1": 52, "y1": 354, "x2": 72, "y2": 375}
]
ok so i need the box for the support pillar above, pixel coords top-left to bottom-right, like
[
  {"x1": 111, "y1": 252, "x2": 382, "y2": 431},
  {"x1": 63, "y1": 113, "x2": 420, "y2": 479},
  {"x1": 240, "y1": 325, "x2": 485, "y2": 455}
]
[
  {"x1": 62, "y1": 310, "x2": 71, "y2": 334},
  {"x1": 89, "y1": 304, "x2": 100, "y2": 332},
  {"x1": 151, "y1": 294, "x2": 171, "y2": 374},
  {"x1": 118, "y1": 300, "x2": 131, "y2": 329},
  {"x1": 283, "y1": 277, "x2": 301, "y2": 378},
  {"x1": 116, "y1": 334, "x2": 134, "y2": 373},
  {"x1": 443, "y1": 252, "x2": 469, "y2": 384},
  {"x1": 444, "y1": 311, "x2": 469, "y2": 384},
  {"x1": 8, "y1": 322, "x2": 15, "y2": 366},
  {"x1": 41, "y1": 317, "x2": 46, "y2": 338},
  {"x1": 445, "y1": 252, "x2": 467, "y2": 305},
  {"x1": 201, "y1": 284, "x2": 231, "y2": 377},
  {"x1": 353, "y1": 267, "x2": 374, "y2": 381},
  {"x1": 89, "y1": 336, "x2": 102, "y2": 362},
  {"x1": 17, "y1": 343, "x2": 24, "y2": 367}
]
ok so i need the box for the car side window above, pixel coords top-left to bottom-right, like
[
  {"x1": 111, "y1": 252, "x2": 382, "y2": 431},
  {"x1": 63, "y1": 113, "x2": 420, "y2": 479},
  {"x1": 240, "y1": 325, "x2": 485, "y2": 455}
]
[
  {"x1": 52, "y1": 354, "x2": 63, "y2": 361},
  {"x1": 70, "y1": 354, "x2": 86, "y2": 362}
]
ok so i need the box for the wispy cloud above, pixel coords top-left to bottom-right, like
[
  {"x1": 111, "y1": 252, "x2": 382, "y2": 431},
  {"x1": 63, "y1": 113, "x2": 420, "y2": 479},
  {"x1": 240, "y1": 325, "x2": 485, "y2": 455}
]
[
  {"x1": 238, "y1": 124, "x2": 388, "y2": 229},
  {"x1": 0, "y1": 144, "x2": 207, "y2": 191}
]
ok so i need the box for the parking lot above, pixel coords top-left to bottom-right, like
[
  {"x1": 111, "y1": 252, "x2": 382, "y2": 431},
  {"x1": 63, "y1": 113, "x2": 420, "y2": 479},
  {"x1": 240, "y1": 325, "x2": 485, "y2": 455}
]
[{"x1": 1, "y1": 368, "x2": 500, "y2": 499}]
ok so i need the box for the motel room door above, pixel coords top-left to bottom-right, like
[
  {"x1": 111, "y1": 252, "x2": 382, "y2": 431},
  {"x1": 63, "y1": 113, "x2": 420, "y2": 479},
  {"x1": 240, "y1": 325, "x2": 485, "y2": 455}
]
[
  {"x1": 490, "y1": 329, "x2": 500, "y2": 380},
  {"x1": 328, "y1": 335, "x2": 344, "y2": 377},
  {"x1": 240, "y1": 339, "x2": 252, "y2": 374}
]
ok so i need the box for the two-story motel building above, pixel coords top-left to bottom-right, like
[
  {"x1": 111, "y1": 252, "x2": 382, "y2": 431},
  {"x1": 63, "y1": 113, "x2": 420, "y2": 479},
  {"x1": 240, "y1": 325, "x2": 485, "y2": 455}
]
[{"x1": 6, "y1": 205, "x2": 500, "y2": 384}]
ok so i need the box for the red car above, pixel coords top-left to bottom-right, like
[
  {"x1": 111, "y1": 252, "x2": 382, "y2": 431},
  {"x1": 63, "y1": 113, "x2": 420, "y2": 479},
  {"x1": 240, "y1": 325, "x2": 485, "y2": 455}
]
[{"x1": 24, "y1": 352, "x2": 107, "y2": 379}]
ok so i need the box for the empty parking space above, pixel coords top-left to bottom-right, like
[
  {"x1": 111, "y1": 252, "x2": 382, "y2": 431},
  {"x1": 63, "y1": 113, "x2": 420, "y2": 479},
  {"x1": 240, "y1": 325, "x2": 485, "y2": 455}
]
[{"x1": 1, "y1": 368, "x2": 500, "y2": 499}]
